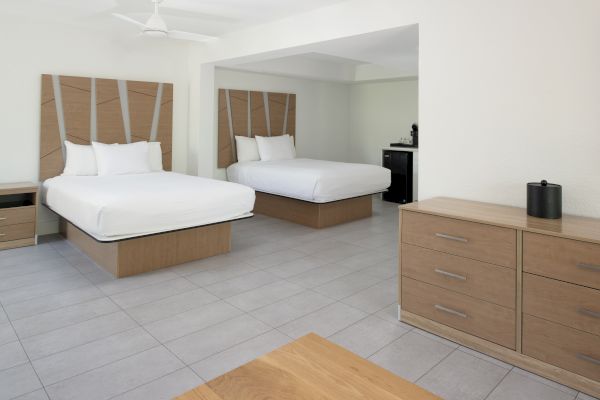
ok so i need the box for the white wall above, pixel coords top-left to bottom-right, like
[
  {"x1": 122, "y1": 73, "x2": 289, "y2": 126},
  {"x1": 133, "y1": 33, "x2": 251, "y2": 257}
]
[
  {"x1": 348, "y1": 78, "x2": 418, "y2": 165},
  {"x1": 191, "y1": 0, "x2": 600, "y2": 218},
  {"x1": 0, "y1": 20, "x2": 191, "y2": 233},
  {"x1": 213, "y1": 68, "x2": 351, "y2": 179}
]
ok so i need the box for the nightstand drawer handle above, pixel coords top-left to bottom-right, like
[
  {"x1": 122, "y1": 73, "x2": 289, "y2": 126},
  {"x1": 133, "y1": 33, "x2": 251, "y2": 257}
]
[
  {"x1": 577, "y1": 353, "x2": 600, "y2": 366},
  {"x1": 0, "y1": 217, "x2": 6, "y2": 221},
  {"x1": 434, "y1": 304, "x2": 467, "y2": 318},
  {"x1": 578, "y1": 307, "x2": 600, "y2": 319},
  {"x1": 434, "y1": 268, "x2": 467, "y2": 281},
  {"x1": 0, "y1": 233, "x2": 5, "y2": 237},
  {"x1": 435, "y1": 233, "x2": 468, "y2": 243},
  {"x1": 577, "y1": 263, "x2": 600, "y2": 272}
]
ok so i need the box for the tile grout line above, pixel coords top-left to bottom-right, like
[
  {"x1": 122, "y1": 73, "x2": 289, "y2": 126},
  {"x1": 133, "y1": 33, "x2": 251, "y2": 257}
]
[{"x1": 481, "y1": 367, "x2": 514, "y2": 400}]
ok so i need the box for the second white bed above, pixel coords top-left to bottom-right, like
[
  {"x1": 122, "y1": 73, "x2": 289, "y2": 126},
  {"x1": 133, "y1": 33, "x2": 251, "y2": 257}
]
[{"x1": 227, "y1": 158, "x2": 391, "y2": 203}]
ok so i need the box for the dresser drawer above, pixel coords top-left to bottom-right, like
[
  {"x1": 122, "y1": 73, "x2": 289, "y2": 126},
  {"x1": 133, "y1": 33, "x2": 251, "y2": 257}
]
[
  {"x1": 0, "y1": 206, "x2": 35, "y2": 227},
  {"x1": 402, "y1": 277, "x2": 515, "y2": 349},
  {"x1": 523, "y1": 315, "x2": 600, "y2": 382},
  {"x1": 524, "y1": 232, "x2": 600, "y2": 290},
  {"x1": 401, "y1": 243, "x2": 515, "y2": 308},
  {"x1": 523, "y1": 273, "x2": 600, "y2": 336},
  {"x1": 401, "y1": 211, "x2": 516, "y2": 268},
  {"x1": 0, "y1": 223, "x2": 35, "y2": 242}
]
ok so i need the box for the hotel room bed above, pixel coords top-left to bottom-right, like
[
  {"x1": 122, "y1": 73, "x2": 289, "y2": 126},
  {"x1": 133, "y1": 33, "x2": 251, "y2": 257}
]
[{"x1": 42, "y1": 171, "x2": 255, "y2": 242}]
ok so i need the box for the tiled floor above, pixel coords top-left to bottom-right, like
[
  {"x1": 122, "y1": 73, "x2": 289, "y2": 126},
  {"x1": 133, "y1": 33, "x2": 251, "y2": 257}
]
[{"x1": 0, "y1": 197, "x2": 596, "y2": 400}]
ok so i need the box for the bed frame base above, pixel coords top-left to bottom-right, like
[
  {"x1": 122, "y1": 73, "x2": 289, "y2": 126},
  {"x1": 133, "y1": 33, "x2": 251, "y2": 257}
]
[
  {"x1": 253, "y1": 193, "x2": 373, "y2": 229},
  {"x1": 59, "y1": 219, "x2": 231, "y2": 278}
]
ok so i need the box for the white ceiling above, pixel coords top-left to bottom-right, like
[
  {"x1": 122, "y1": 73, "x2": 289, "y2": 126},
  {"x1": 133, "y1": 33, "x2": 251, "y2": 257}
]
[{"x1": 3, "y1": 0, "x2": 351, "y2": 37}]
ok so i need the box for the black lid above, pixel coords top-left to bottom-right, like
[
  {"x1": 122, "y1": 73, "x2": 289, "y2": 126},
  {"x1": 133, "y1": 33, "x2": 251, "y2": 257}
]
[{"x1": 527, "y1": 180, "x2": 561, "y2": 188}]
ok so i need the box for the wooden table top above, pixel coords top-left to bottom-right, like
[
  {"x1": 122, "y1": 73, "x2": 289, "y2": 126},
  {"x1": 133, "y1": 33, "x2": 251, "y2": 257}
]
[{"x1": 175, "y1": 333, "x2": 440, "y2": 400}]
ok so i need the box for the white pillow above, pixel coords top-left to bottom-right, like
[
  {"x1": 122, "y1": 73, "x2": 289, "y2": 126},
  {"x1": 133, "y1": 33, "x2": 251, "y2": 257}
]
[
  {"x1": 148, "y1": 142, "x2": 164, "y2": 171},
  {"x1": 62, "y1": 141, "x2": 98, "y2": 176},
  {"x1": 92, "y1": 141, "x2": 151, "y2": 176},
  {"x1": 255, "y1": 135, "x2": 296, "y2": 161},
  {"x1": 235, "y1": 136, "x2": 260, "y2": 162}
]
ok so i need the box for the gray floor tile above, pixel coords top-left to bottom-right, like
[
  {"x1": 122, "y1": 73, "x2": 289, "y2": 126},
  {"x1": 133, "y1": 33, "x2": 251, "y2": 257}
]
[
  {"x1": 291, "y1": 238, "x2": 343, "y2": 255},
  {"x1": 329, "y1": 315, "x2": 410, "y2": 358},
  {"x1": 0, "y1": 267, "x2": 79, "y2": 293},
  {"x1": 143, "y1": 301, "x2": 242, "y2": 343},
  {"x1": 0, "y1": 309, "x2": 7, "y2": 325},
  {"x1": 204, "y1": 271, "x2": 279, "y2": 298},
  {"x1": 265, "y1": 256, "x2": 326, "y2": 278},
  {"x1": 360, "y1": 258, "x2": 398, "y2": 279},
  {"x1": 45, "y1": 346, "x2": 182, "y2": 400},
  {"x1": 13, "y1": 389, "x2": 49, "y2": 400},
  {"x1": 416, "y1": 350, "x2": 509, "y2": 400},
  {"x1": 191, "y1": 330, "x2": 291, "y2": 382},
  {"x1": 170, "y1": 253, "x2": 249, "y2": 276},
  {"x1": 369, "y1": 331, "x2": 455, "y2": 382},
  {"x1": 313, "y1": 271, "x2": 382, "y2": 300},
  {"x1": 225, "y1": 280, "x2": 305, "y2": 311},
  {"x1": 12, "y1": 298, "x2": 119, "y2": 339},
  {"x1": 0, "y1": 275, "x2": 91, "y2": 305},
  {"x1": 63, "y1": 255, "x2": 101, "y2": 274},
  {"x1": 374, "y1": 304, "x2": 403, "y2": 324},
  {"x1": 288, "y1": 262, "x2": 354, "y2": 288},
  {"x1": 487, "y1": 370, "x2": 577, "y2": 400},
  {"x1": 577, "y1": 393, "x2": 599, "y2": 400},
  {"x1": 246, "y1": 249, "x2": 306, "y2": 268},
  {"x1": 110, "y1": 278, "x2": 196, "y2": 309},
  {"x1": 0, "y1": 363, "x2": 42, "y2": 400},
  {"x1": 341, "y1": 278, "x2": 397, "y2": 313},
  {"x1": 0, "y1": 341, "x2": 28, "y2": 371},
  {"x1": 97, "y1": 270, "x2": 180, "y2": 296},
  {"x1": 0, "y1": 259, "x2": 72, "y2": 281},
  {"x1": 110, "y1": 368, "x2": 202, "y2": 400},
  {"x1": 0, "y1": 248, "x2": 62, "y2": 269},
  {"x1": 338, "y1": 250, "x2": 394, "y2": 271},
  {"x1": 511, "y1": 368, "x2": 579, "y2": 397},
  {"x1": 126, "y1": 288, "x2": 219, "y2": 325},
  {"x1": 457, "y1": 346, "x2": 513, "y2": 369},
  {"x1": 311, "y1": 243, "x2": 367, "y2": 263},
  {"x1": 184, "y1": 263, "x2": 259, "y2": 287},
  {"x1": 33, "y1": 327, "x2": 158, "y2": 385},
  {"x1": 0, "y1": 323, "x2": 17, "y2": 346},
  {"x1": 21, "y1": 312, "x2": 137, "y2": 360},
  {"x1": 250, "y1": 290, "x2": 335, "y2": 327},
  {"x1": 278, "y1": 302, "x2": 367, "y2": 339}
]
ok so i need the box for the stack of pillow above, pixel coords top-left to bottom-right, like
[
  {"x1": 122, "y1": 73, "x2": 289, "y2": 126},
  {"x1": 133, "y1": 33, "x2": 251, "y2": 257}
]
[
  {"x1": 62, "y1": 141, "x2": 164, "y2": 176},
  {"x1": 234, "y1": 134, "x2": 296, "y2": 162}
]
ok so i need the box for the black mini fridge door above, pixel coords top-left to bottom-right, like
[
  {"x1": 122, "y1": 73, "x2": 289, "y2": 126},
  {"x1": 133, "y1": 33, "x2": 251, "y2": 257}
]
[{"x1": 382, "y1": 150, "x2": 413, "y2": 204}]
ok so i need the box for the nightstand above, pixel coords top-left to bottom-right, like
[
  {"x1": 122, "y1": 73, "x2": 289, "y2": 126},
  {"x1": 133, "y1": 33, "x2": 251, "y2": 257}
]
[{"x1": 0, "y1": 182, "x2": 38, "y2": 250}]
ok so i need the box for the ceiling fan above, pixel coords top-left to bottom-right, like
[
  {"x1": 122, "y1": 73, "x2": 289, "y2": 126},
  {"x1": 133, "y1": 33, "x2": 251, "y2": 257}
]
[{"x1": 112, "y1": 0, "x2": 217, "y2": 42}]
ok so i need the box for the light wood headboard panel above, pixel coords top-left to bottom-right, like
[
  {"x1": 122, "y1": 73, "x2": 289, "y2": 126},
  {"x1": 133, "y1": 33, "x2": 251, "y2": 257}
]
[
  {"x1": 40, "y1": 74, "x2": 173, "y2": 181},
  {"x1": 218, "y1": 89, "x2": 296, "y2": 168}
]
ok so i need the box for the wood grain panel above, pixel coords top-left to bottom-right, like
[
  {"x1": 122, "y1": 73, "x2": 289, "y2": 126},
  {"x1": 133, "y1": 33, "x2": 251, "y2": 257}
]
[
  {"x1": 229, "y1": 90, "x2": 248, "y2": 136},
  {"x1": 401, "y1": 210, "x2": 517, "y2": 268},
  {"x1": 401, "y1": 243, "x2": 516, "y2": 308},
  {"x1": 0, "y1": 223, "x2": 35, "y2": 242},
  {"x1": 40, "y1": 75, "x2": 62, "y2": 181},
  {"x1": 268, "y1": 92, "x2": 287, "y2": 135},
  {"x1": 402, "y1": 277, "x2": 516, "y2": 349},
  {"x1": 158, "y1": 88, "x2": 173, "y2": 171},
  {"x1": 0, "y1": 206, "x2": 36, "y2": 227},
  {"x1": 217, "y1": 89, "x2": 234, "y2": 168},
  {"x1": 523, "y1": 273, "x2": 600, "y2": 336},
  {"x1": 128, "y1": 90, "x2": 155, "y2": 142},
  {"x1": 287, "y1": 94, "x2": 296, "y2": 136},
  {"x1": 62, "y1": 81, "x2": 91, "y2": 144},
  {"x1": 96, "y1": 79, "x2": 125, "y2": 145},
  {"x1": 250, "y1": 91, "x2": 267, "y2": 136}
]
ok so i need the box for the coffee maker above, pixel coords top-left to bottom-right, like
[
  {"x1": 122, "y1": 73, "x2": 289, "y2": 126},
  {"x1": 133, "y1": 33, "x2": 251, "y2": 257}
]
[{"x1": 410, "y1": 123, "x2": 418, "y2": 147}]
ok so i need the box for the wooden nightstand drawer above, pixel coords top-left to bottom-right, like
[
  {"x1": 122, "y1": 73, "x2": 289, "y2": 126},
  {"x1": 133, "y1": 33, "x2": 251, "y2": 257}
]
[
  {"x1": 523, "y1": 273, "x2": 600, "y2": 336},
  {"x1": 524, "y1": 232, "x2": 600, "y2": 290},
  {"x1": 523, "y1": 315, "x2": 600, "y2": 382},
  {"x1": 402, "y1": 277, "x2": 516, "y2": 349},
  {"x1": 401, "y1": 211, "x2": 516, "y2": 268},
  {"x1": 401, "y1": 243, "x2": 515, "y2": 308},
  {"x1": 0, "y1": 223, "x2": 35, "y2": 242},
  {"x1": 0, "y1": 206, "x2": 35, "y2": 227}
]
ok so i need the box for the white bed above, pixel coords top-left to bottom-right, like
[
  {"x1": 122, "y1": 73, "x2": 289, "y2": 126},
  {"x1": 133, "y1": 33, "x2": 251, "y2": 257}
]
[
  {"x1": 42, "y1": 172, "x2": 255, "y2": 241},
  {"x1": 226, "y1": 158, "x2": 391, "y2": 203}
]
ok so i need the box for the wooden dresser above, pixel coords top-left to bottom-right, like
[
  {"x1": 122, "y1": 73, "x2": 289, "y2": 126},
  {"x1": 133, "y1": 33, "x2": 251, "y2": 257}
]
[
  {"x1": 399, "y1": 197, "x2": 600, "y2": 397},
  {"x1": 0, "y1": 182, "x2": 38, "y2": 250}
]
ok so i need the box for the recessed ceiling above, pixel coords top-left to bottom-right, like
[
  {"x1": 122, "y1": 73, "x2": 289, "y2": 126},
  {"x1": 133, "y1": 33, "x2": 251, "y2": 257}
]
[{"x1": 3, "y1": 0, "x2": 352, "y2": 37}]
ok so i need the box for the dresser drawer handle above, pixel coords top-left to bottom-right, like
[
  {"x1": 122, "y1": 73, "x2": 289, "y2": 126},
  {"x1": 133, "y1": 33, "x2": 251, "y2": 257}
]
[
  {"x1": 576, "y1": 353, "x2": 600, "y2": 366},
  {"x1": 435, "y1": 233, "x2": 468, "y2": 243},
  {"x1": 434, "y1": 304, "x2": 468, "y2": 319},
  {"x1": 0, "y1": 233, "x2": 5, "y2": 236},
  {"x1": 578, "y1": 307, "x2": 600, "y2": 319},
  {"x1": 577, "y1": 263, "x2": 600, "y2": 272},
  {"x1": 434, "y1": 268, "x2": 467, "y2": 281}
]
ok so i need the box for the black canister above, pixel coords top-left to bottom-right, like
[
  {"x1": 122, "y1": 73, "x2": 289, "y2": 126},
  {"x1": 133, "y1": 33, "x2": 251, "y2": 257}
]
[{"x1": 527, "y1": 180, "x2": 562, "y2": 219}]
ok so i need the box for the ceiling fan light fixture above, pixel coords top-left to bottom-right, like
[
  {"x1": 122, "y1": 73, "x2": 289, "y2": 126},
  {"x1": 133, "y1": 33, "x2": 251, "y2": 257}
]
[{"x1": 143, "y1": 29, "x2": 168, "y2": 38}]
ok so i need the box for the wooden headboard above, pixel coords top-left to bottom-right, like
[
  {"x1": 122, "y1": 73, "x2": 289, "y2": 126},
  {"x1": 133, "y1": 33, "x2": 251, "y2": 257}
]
[
  {"x1": 218, "y1": 89, "x2": 296, "y2": 168},
  {"x1": 39, "y1": 74, "x2": 173, "y2": 180}
]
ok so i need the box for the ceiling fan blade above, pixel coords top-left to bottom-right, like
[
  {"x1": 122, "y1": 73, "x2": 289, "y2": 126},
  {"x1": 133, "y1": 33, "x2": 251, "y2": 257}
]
[
  {"x1": 112, "y1": 13, "x2": 147, "y2": 28},
  {"x1": 168, "y1": 30, "x2": 217, "y2": 42}
]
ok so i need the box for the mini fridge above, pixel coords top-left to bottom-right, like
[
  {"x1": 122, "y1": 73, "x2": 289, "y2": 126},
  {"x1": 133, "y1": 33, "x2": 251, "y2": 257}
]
[{"x1": 382, "y1": 150, "x2": 413, "y2": 204}]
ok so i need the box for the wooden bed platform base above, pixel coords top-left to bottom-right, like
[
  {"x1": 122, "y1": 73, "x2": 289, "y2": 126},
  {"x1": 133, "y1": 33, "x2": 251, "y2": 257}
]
[
  {"x1": 59, "y1": 219, "x2": 231, "y2": 278},
  {"x1": 254, "y1": 192, "x2": 373, "y2": 229}
]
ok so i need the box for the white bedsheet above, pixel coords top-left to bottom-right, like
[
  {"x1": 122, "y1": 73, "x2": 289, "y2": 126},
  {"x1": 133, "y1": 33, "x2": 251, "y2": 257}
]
[
  {"x1": 42, "y1": 172, "x2": 255, "y2": 241},
  {"x1": 226, "y1": 158, "x2": 391, "y2": 203}
]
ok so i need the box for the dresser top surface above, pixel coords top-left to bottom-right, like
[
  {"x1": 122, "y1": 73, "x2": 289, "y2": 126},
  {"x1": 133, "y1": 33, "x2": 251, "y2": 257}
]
[
  {"x1": 0, "y1": 182, "x2": 38, "y2": 196},
  {"x1": 401, "y1": 197, "x2": 600, "y2": 244}
]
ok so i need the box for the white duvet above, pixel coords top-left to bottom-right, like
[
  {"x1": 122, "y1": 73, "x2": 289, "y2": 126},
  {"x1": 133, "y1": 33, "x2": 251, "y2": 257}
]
[
  {"x1": 226, "y1": 158, "x2": 391, "y2": 203},
  {"x1": 42, "y1": 172, "x2": 255, "y2": 241}
]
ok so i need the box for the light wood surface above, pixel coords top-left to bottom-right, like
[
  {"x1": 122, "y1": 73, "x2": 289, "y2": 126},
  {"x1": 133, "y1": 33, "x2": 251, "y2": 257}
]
[
  {"x1": 0, "y1": 182, "x2": 38, "y2": 251},
  {"x1": 402, "y1": 210, "x2": 517, "y2": 268},
  {"x1": 523, "y1": 315, "x2": 600, "y2": 382},
  {"x1": 523, "y1": 232, "x2": 600, "y2": 290},
  {"x1": 523, "y1": 273, "x2": 600, "y2": 336},
  {"x1": 401, "y1": 243, "x2": 515, "y2": 308},
  {"x1": 175, "y1": 333, "x2": 441, "y2": 400},
  {"x1": 0, "y1": 223, "x2": 35, "y2": 242},
  {"x1": 402, "y1": 277, "x2": 516, "y2": 349},
  {"x1": 0, "y1": 206, "x2": 36, "y2": 227},
  {"x1": 60, "y1": 220, "x2": 231, "y2": 278},
  {"x1": 403, "y1": 311, "x2": 600, "y2": 398},
  {"x1": 253, "y1": 192, "x2": 372, "y2": 229},
  {"x1": 0, "y1": 182, "x2": 39, "y2": 196}
]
